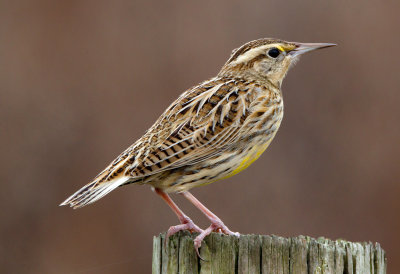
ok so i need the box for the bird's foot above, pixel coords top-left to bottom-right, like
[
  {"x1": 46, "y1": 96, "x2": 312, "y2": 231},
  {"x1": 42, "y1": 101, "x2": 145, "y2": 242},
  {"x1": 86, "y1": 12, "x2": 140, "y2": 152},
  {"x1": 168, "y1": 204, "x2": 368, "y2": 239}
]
[
  {"x1": 165, "y1": 215, "x2": 203, "y2": 240},
  {"x1": 209, "y1": 217, "x2": 240, "y2": 236},
  {"x1": 193, "y1": 217, "x2": 240, "y2": 258}
]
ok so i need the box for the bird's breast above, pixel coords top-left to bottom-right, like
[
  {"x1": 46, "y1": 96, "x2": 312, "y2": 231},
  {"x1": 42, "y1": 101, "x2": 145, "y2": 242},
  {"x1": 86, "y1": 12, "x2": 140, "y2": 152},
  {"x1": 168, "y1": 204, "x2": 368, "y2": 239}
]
[
  {"x1": 220, "y1": 96, "x2": 284, "y2": 180},
  {"x1": 220, "y1": 138, "x2": 275, "y2": 180}
]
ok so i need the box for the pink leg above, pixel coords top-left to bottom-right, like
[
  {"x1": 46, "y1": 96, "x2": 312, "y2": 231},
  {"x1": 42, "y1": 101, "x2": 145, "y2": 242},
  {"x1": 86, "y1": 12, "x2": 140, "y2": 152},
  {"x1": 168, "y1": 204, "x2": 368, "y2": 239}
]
[
  {"x1": 154, "y1": 188, "x2": 203, "y2": 240},
  {"x1": 181, "y1": 191, "x2": 240, "y2": 251}
]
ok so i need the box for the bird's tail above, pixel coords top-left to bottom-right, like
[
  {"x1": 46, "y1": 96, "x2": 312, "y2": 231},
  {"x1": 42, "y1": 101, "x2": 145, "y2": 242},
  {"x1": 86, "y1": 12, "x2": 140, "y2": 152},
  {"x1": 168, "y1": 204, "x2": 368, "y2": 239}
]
[{"x1": 59, "y1": 176, "x2": 129, "y2": 209}]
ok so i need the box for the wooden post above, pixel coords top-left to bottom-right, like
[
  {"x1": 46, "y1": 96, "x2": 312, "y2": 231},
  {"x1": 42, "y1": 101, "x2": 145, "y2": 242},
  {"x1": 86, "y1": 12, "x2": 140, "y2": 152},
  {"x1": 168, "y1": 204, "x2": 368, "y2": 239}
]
[{"x1": 152, "y1": 231, "x2": 386, "y2": 274}]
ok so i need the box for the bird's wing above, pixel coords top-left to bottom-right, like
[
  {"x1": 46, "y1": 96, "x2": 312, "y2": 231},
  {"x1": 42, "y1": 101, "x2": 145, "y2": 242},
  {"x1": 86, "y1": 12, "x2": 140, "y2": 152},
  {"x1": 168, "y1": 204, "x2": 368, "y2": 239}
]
[{"x1": 128, "y1": 77, "x2": 259, "y2": 178}]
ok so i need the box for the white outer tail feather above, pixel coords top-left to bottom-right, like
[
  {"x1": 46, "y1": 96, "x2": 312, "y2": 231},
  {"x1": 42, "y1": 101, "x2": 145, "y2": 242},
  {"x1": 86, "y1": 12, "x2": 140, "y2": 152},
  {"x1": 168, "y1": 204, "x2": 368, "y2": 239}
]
[{"x1": 59, "y1": 177, "x2": 129, "y2": 209}]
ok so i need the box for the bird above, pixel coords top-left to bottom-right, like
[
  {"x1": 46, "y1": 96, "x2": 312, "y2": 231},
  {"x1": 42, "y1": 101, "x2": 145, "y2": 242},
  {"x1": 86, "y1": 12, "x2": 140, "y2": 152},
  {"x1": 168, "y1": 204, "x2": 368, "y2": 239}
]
[{"x1": 60, "y1": 38, "x2": 335, "y2": 254}]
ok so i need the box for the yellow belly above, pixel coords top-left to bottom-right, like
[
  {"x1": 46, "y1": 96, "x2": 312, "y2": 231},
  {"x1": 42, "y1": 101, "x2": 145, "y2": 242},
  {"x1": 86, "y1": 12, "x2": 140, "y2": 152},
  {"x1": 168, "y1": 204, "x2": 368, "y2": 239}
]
[{"x1": 221, "y1": 140, "x2": 272, "y2": 180}]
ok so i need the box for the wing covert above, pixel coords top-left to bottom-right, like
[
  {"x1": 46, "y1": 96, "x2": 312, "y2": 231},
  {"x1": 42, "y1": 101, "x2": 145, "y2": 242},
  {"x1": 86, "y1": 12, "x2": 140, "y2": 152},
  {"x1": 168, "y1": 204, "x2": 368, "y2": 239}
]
[{"x1": 129, "y1": 78, "x2": 258, "y2": 178}]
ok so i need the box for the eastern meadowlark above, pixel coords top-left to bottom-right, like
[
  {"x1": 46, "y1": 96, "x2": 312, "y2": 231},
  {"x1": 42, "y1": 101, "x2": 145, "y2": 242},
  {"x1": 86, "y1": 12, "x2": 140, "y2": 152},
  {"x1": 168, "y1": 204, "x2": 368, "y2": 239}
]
[{"x1": 60, "y1": 38, "x2": 335, "y2": 253}]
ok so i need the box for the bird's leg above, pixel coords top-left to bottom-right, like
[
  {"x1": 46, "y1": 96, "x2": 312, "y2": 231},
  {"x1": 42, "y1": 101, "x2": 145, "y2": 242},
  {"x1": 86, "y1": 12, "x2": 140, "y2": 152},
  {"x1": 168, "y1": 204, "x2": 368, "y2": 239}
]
[
  {"x1": 181, "y1": 191, "x2": 240, "y2": 250},
  {"x1": 154, "y1": 188, "x2": 203, "y2": 239}
]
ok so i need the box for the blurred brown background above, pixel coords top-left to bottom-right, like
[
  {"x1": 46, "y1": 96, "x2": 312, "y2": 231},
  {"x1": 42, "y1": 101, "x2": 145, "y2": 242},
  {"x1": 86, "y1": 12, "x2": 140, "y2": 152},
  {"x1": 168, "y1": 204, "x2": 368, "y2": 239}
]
[{"x1": 1, "y1": 0, "x2": 399, "y2": 273}]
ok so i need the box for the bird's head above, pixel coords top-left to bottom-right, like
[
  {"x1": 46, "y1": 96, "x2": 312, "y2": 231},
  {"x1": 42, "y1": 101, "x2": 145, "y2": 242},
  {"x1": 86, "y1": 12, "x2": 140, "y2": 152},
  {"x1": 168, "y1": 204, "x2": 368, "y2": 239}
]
[{"x1": 218, "y1": 38, "x2": 335, "y2": 87}]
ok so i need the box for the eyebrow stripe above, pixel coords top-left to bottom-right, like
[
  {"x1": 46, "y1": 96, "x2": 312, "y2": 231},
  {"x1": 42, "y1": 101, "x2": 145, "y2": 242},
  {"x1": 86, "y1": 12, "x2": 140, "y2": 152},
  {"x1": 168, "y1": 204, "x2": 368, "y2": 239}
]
[{"x1": 276, "y1": 45, "x2": 285, "y2": 52}]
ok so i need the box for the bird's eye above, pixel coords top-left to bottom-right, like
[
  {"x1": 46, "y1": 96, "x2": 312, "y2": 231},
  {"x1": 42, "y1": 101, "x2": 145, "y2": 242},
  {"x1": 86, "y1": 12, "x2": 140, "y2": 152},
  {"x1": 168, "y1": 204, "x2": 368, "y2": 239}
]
[{"x1": 267, "y1": 48, "x2": 281, "y2": 58}]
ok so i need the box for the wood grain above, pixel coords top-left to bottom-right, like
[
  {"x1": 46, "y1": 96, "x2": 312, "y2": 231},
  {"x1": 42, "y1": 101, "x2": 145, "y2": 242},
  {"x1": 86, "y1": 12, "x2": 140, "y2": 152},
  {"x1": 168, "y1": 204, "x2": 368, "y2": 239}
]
[{"x1": 152, "y1": 232, "x2": 386, "y2": 274}]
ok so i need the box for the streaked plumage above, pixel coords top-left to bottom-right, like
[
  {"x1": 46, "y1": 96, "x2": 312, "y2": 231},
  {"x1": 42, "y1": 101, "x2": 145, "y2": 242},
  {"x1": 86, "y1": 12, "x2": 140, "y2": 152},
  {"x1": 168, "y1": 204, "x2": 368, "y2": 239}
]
[{"x1": 60, "y1": 38, "x2": 335, "y2": 253}]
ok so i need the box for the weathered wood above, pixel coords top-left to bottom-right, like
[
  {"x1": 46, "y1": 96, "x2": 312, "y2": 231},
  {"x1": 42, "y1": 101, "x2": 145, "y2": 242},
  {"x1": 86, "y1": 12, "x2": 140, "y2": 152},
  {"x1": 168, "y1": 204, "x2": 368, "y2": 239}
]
[{"x1": 152, "y1": 232, "x2": 386, "y2": 274}]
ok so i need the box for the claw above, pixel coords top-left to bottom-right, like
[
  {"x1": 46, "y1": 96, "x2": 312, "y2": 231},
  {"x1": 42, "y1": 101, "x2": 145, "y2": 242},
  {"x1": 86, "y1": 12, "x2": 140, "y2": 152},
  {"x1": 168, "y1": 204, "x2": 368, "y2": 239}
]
[
  {"x1": 166, "y1": 221, "x2": 202, "y2": 239},
  {"x1": 192, "y1": 226, "x2": 213, "y2": 259},
  {"x1": 164, "y1": 216, "x2": 204, "y2": 246},
  {"x1": 191, "y1": 218, "x2": 240, "y2": 260},
  {"x1": 209, "y1": 216, "x2": 240, "y2": 237},
  {"x1": 164, "y1": 217, "x2": 239, "y2": 260}
]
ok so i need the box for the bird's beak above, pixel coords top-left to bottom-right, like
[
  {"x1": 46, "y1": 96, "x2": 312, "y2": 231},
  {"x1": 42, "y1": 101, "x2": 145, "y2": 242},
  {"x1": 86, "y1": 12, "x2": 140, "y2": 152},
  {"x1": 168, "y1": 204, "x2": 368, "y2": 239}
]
[{"x1": 288, "y1": 42, "x2": 336, "y2": 57}]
